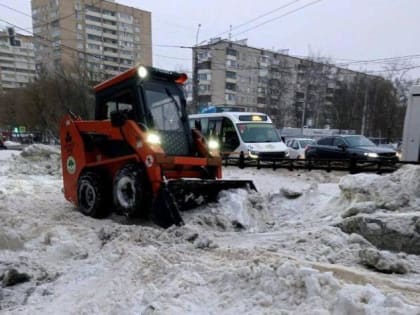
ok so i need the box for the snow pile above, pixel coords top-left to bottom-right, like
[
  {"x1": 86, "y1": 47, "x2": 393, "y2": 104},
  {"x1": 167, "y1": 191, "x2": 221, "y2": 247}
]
[
  {"x1": 183, "y1": 189, "x2": 272, "y2": 232},
  {"x1": 7, "y1": 144, "x2": 62, "y2": 176},
  {"x1": 336, "y1": 165, "x2": 420, "y2": 255},
  {"x1": 338, "y1": 165, "x2": 420, "y2": 211}
]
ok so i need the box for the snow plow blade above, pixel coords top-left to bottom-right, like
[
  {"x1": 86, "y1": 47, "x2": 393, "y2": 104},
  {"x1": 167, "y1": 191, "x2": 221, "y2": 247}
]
[{"x1": 151, "y1": 179, "x2": 257, "y2": 228}]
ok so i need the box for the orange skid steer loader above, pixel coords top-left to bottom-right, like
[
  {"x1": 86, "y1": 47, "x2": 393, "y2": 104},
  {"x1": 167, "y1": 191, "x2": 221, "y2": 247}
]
[{"x1": 60, "y1": 66, "x2": 255, "y2": 228}]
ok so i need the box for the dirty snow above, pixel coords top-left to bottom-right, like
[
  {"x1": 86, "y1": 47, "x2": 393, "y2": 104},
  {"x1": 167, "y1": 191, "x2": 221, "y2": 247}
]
[{"x1": 0, "y1": 145, "x2": 420, "y2": 314}]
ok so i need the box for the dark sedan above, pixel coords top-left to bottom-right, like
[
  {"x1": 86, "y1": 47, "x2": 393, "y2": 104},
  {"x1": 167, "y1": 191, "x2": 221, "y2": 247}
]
[
  {"x1": 0, "y1": 138, "x2": 6, "y2": 150},
  {"x1": 305, "y1": 135, "x2": 398, "y2": 162}
]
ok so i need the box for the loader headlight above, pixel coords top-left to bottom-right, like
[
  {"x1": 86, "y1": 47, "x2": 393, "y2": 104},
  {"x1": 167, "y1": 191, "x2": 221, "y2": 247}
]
[
  {"x1": 138, "y1": 66, "x2": 148, "y2": 79},
  {"x1": 364, "y1": 152, "x2": 378, "y2": 158},
  {"x1": 147, "y1": 132, "x2": 161, "y2": 145},
  {"x1": 208, "y1": 139, "x2": 220, "y2": 150}
]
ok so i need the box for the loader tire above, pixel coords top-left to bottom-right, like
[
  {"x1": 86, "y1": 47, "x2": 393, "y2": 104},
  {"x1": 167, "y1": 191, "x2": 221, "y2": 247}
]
[
  {"x1": 113, "y1": 164, "x2": 149, "y2": 217},
  {"x1": 77, "y1": 171, "x2": 110, "y2": 218}
]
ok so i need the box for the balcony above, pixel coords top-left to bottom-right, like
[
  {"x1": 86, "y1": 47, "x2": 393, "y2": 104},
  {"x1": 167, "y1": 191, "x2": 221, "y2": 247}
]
[
  {"x1": 103, "y1": 50, "x2": 119, "y2": 58},
  {"x1": 103, "y1": 32, "x2": 118, "y2": 40},
  {"x1": 85, "y1": 28, "x2": 102, "y2": 37},
  {"x1": 85, "y1": 10, "x2": 102, "y2": 19},
  {"x1": 102, "y1": 13, "x2": 117, "y2": 22}
]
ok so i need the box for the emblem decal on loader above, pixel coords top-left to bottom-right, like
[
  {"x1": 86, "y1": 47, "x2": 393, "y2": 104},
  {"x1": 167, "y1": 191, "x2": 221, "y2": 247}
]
[{"x1": 66, "y1": 156, "x2": 76, "y2": 174}]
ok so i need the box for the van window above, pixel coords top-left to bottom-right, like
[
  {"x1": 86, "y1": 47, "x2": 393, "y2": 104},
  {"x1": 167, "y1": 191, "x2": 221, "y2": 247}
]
[
  {"x1": 237, "y1": 123, "x2": 279, "y2": 143},
  {"x1": 221, "y1": 117, "x2": 239, "y2": 151},
  {"x1": 207, "y1": 119, "x2": 222, "y2": 138}
]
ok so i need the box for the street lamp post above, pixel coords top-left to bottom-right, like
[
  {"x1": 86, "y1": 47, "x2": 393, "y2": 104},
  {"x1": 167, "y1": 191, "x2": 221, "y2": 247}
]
[{"x1": 192, "y1": 24, "x2": 201, "y2": 113}]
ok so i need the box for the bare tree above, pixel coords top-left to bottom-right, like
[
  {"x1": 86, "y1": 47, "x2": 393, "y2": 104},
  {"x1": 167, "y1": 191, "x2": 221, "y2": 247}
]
[{"x1": 0, "y1": 64, "x2": 95, "y2": 138}]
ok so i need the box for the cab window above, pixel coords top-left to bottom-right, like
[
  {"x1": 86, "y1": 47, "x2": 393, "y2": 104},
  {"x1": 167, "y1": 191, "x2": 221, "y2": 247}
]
[{"x1": 101, "y1": 89, "x2": 135, "y2": 120}]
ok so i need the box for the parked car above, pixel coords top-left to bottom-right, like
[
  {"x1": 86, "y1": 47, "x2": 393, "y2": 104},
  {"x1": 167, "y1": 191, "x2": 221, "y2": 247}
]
[
  {"x1": 286, "y1": 138, "x2": 315, "y2": 159},
  {"x1": 0, "y1": 138, "x2": 6, "y2": 150},
  {"x1": 305, "y1": 135, "x2": 398, "y2": 162}
]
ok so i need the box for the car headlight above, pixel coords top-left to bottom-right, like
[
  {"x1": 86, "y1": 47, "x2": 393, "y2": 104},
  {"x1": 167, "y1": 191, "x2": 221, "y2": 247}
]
[
  {"x1": 249, "y1": 150, "x2": 259, "y2": 159},
  {"x1": 285, "y1": 150, "x2": 290, "y2": 157},
  {"x1": 146, "y1": 132, "x2": 161, "y2": 145},
  {"x1": 208, "y1": 139, "x2": 219, "y2": 150},
  {"x1": 364, "y1": 152, "x2": 378, "y2": 158}
]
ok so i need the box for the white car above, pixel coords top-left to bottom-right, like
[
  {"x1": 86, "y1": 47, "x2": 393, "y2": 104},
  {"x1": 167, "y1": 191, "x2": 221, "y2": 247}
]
[{"x1": 286, "y1": 138, "x2": 315, "y2": 159}]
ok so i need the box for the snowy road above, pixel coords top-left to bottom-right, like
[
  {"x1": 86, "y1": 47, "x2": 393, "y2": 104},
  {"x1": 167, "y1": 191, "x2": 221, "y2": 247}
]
[{"x1": 0, "y1": 146, "x2": 420, "y2": 314}]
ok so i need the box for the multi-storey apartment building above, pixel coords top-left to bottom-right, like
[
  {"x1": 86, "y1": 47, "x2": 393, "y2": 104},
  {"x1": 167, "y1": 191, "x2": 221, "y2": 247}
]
[
  {"x1": 31, "y1": 0, "x2": 152, "y2": 80},
  {"x1": 0, "y1": 28, "x2": 36, "y2": 92},
  {"x1": 193, "y1": 39, "x2": 373, "y2": 128}
]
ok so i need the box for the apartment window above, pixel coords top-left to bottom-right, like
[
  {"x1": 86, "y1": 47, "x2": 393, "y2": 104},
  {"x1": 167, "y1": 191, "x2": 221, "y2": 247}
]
[
  {"x1": 225, "y1": 83, "x2": 236, "y2": 91},
  {"x1": 198, "y1": 73, "x2": 210, "y2": 81},
  {"x1": 199, "y1": 84, "x2": 210, "y2": 93},
  {"x1": 257, "y1": 87, "x2": 266, "y2": 94},
  {"x1": 226, "y1": 71, "x2": 236, "y2": 79},
  {"x1": 88, "y1": 43, "x2": 101, "y2": 50},
  {"x1": 225, "y1": 93, "x2": 236, "y2": 102},
  {"x1": 86, "y1": 5, "x2": 100, "y2": 13},
  {"x1": 103, "y1": 20, "x2": 116, "y2": 26},
  {"x1": 257, "y1": 97, "x2": 266, "y2": 104},
  {"x1": 86, "y1": 24, "x2": 102, "y2": 32},
  {"x1": 226, "y1": 48, "x2": 237, "y2": 56},
  {"x1": 119, "y1": 22, "x2": 133, "y2": 31},
  {"x1": 118, "y1": 12, "x2": 133, "y2": 22},
  {"x1": 226, "y1": 59, "x2": 237, "y2": 68},
  {"x1": 260, "y1": 55, "x2": 270, "y2": 63},
  {"x1": 197, "y1": 61, "x2": 211, "y2": 70},
  {"x1": 87, "y1": 34, "x2": 101, "y2": 41},
  {"x1": 198, "y1": 51, "x2": 210, "y2": 60},
  {"x1": 86, "y1": 15, "x2": 101, "y2": 23},
  {"x1": 103, "y1": 10, "x2": 115, "y2": 17}
]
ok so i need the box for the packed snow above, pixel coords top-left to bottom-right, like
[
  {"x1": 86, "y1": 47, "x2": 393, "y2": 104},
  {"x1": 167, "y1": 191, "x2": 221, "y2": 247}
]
[{"x1": 0, "y1": 145, "x2": 420, "y2": 314}]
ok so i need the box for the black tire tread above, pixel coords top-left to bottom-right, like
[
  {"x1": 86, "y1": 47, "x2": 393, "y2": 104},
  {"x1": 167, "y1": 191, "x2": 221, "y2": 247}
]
[{"x1": 77, "y1": 171, "x2": 110, "y2": 218}]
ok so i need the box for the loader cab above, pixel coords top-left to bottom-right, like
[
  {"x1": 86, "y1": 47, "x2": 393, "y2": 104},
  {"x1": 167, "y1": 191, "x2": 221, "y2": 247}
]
[{"x1": 94, "y1": 66, "x2": 192, "y2": 156}]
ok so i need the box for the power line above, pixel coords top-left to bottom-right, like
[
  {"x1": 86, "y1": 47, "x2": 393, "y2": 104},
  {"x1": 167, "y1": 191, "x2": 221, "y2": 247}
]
[
  {"x1": 365, "y1": 64, "x2": 420, "y2": 74},
  {"x1": 207, "y1": 0, "x2": 302, "y2": 41},
  {"x1": 154, "y1": 54, "x2": 191, "y2": 61},
  {"x1": 231, "y1": 0, "x2": 323, "y2": 38},
  {"x1": 337, "y1": 54, "x2": 420, "y2": 66}
]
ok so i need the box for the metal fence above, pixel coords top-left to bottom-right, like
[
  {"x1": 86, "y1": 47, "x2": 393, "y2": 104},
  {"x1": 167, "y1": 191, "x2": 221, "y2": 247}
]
[{"x1": 222, "y1": 152, "x2": 419, "y2": 174}]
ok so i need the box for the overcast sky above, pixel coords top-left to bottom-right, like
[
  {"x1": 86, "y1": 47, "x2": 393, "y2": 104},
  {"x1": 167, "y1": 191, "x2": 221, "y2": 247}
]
[{"x1": 0, "y1": 0, "x2": 419, "y2": 79}]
